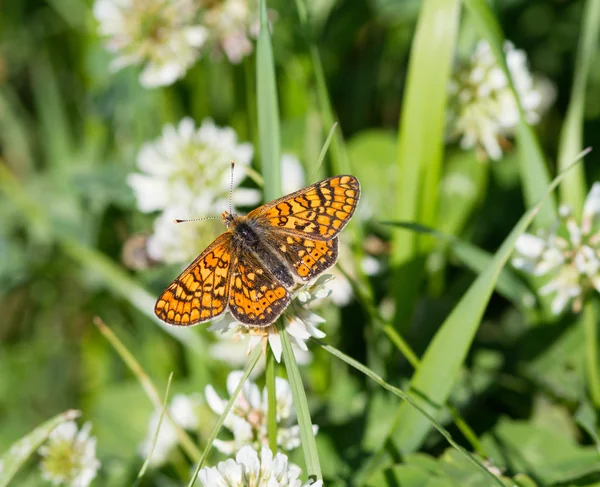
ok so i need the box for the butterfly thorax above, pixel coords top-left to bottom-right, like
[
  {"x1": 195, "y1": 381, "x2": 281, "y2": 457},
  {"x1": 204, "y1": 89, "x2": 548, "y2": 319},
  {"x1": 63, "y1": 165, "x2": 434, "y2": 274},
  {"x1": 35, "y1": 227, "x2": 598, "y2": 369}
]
[
  {"x1": 222, "y1": 210, "x2": 294, "y2": 287},
  {"x1": 222, "y1": 211, "x2": 259, "y2": 246}
]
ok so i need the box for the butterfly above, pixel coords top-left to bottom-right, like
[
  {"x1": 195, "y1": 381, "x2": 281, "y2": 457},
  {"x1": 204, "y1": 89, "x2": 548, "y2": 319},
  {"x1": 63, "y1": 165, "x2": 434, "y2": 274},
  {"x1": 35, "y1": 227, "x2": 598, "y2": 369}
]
[{"x1": 154, "y1": 175, "x2": 360, "y2": 327}]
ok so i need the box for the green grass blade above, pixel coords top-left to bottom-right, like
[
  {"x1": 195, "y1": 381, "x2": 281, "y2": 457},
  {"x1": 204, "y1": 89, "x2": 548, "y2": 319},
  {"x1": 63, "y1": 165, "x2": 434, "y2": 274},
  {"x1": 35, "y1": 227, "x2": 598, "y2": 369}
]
[
  {"x1": 463, "y1": 0, "x2": 556, "y2": 228},
  {"x1": 279, "y1": 322, "x2": 322, "y2": 480},
  {"x1": 557, "y1": 0, "x2": 600, "y2": 213},
  {"x1": 0, "y1": 409, "x2": 81, "y2": 487},
  {"x1": 266, "y1": 347, "x2": 278, "y2": 452},
  {"x1": 294, "y1": 0, "x2": 352, "y2": 176},
  {"x1": 256, "y1": 0, "x2": 281, "y2": 201},
  {"x1": 583, "y1": 300, "x2": 600, "y2": 407},
  {"x1": 387, "y1": 151, "x2": 586, "y2": 454},
  {"x1": 310, "y1": 122, "x2": 338, "y2": 181},
  {"x1": 134, "y1": 372, "x2": 174, "y2": 486},
  {"x1": 317, "y1": 340, "x2": 504, "y2": 487},
  {"x1": 187, "y1": 345, "x2": 262, "y2": 486},
  {"x1": 391, "y1": 0, "x2": 461, "y2": 327},
  {"x1": 94, "y1": 318, "x2": 202, "y2": 462}
]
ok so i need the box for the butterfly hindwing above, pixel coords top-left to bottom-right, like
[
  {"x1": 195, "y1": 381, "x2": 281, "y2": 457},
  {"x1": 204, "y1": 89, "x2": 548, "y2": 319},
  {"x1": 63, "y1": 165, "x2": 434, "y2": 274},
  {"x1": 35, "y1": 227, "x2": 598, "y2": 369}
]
[
  {"x1": 265, "y1": 232, "x2": 339, "y2": 282},
  {"x1": 228, "y1": 249, "x2": 290, "y2": 327}
]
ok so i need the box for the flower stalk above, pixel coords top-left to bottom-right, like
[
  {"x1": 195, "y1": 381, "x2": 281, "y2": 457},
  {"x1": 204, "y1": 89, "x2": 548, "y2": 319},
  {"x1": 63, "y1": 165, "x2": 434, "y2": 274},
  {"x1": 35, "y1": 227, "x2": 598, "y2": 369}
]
[{"x1": 266, "y1": 345, "x2": 279, "y2": 452}]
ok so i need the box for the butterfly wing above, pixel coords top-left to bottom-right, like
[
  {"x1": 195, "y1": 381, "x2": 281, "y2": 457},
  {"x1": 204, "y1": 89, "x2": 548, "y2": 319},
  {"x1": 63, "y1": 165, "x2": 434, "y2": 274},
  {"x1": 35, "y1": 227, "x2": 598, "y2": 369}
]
[
  {"x1": 228, "y1": 247, "x2": 290, "y2": 327},
  {"x1": 247, "y1": 175, "x2": 360, "y2": 241},
  {"x1": 264, "y1": 233, "x2": 339, "y2": 282},
  {"x1": 155, "y1": 233, "x2": 233, "y2": 326}
]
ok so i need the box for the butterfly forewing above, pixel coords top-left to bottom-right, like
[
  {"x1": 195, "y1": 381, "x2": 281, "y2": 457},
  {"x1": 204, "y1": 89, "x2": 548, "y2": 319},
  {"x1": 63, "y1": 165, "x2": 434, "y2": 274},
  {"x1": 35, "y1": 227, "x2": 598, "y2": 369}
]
[
  {"x1": 155, "y1": 233, "x2": 232, "y2": 325},
  {"x1": 247, "y1": 175, "x2": 360, "y2": 240}
]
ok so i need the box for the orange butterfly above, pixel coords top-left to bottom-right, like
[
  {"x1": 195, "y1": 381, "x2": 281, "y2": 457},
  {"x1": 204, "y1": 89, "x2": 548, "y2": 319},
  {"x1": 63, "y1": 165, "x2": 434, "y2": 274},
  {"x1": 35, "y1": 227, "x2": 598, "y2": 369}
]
[{"x1": 155, "y1": 175, "x2": 360, "y2": 327}]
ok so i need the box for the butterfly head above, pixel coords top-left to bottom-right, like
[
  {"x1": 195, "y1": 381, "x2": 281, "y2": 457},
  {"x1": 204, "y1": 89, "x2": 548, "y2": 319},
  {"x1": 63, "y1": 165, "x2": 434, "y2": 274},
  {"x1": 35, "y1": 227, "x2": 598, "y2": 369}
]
[{"x1": 221, "y1": 211, "x2": 236, "y2": 228}]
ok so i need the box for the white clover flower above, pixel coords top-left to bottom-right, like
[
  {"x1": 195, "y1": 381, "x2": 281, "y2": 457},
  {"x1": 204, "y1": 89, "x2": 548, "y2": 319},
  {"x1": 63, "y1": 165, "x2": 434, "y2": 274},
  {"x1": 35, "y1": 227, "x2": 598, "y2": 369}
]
[
  {"x1": 512, "y1": 183, "x2": 600, "y2": 314},
  {"x1": 203, "y1": 0, "x2": 261, "y2": 64},
  {"x1": 138, "y1": 393, "x2": 201, "y2": 467},
  {"x1": 448, "y1": 40, "x2": 555, "y2": 161},
  {"x1": 205, "y1": 371, "x2": 317, "y2": 455},
  {"x1": 198, "y1": 445, "x2": 322, "y2": 487},
  {"x1": 93, "y1": 0, "x2": 209, "y2": 88},
  {"x1": 128, "y1": 117, "x2": 258, "y2": 263},
  {"x1": 38, "y1": 421, "x2": 100, "y2": 487},
  {"x1": 209, "y1": 275, "x2": 331, "y2": 362}
]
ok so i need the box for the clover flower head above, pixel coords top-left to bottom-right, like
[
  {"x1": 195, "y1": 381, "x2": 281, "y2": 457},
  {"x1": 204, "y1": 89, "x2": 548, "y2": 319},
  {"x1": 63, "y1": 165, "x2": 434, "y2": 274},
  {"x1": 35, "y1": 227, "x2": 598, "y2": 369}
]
[
  {"x1": 127, "y1": 117, "x2": 258, "y2": 263},
  {"x1": 448, "y1": 40, "x2": 554, "y2": 160},
  {"x1": 205, "y1": 371, "x2": 317, "y2": 455},
  {"x1": 38, "y1": 421, "x2": 100, "y2": 487},
  {"x1": 512, "y1": 183, "x2": 600, "y2": 314},
  {"x1": 203, "y1": 0, "x2": 258, "y2": 64},
  {"x1": 198, "y1": 445, "x2": 322, "y2": 487},
  {"x1": 94, "y1": 0, "x2": 209, "y2": 87}
]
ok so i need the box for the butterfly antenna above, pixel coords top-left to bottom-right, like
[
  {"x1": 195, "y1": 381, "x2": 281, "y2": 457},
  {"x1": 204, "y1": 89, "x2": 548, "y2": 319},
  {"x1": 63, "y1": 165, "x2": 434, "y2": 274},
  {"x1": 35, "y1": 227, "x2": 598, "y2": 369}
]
[
  {"x1": 174, "y1": 216, "x2": 221, "y2": 224},
  {"x1": 229, "y1": 160, "x2": 235, "y2": 215}
]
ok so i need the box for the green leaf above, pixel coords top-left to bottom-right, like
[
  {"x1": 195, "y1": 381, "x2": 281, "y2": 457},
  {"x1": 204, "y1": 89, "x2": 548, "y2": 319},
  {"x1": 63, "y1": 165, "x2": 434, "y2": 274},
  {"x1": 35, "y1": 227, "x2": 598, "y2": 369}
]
[
  {"x1": 391, "y1": 0, "x2": 461, "y2": 327},
  {"x1": 256, "y1": 0, "x2": 281, "y2": 201},
  {"x1": 482, "y1": 419, "x2": 600, "y2": 484},
  {"x1": 557, "y1": 0, "x2": 600, "y2": 212},
  {"x1": 278, "y1": 323, "x2": 323, "y2": 480},
  {"x1": 0, "y1": 409, "x2": 80, "y2": 487},
  {"x1": 294, "y1": 0, "x2": 352, "y2": 175},
  {"x1": 280, "y1": 323, "x2": 322, "y2": 480},
  {"x1": 367, "y1": 449, "x2": 534, "y2": 487},
  {"x1": 462, "y1": 0, "x2": 556, "y2": 228},
  {"x1": 583, "y1": 300, "x2": 600, "y2": 407},
  {"x1": 575, "y1": 400, "x2": 600, "y2": 455}
]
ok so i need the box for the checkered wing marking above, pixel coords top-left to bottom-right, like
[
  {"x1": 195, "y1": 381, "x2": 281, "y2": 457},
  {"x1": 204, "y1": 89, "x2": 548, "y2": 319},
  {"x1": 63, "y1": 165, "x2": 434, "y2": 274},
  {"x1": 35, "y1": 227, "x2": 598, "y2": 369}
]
[
  {"x1": 266, "y1": 233, "x2": 339, "y2": 281},
  {"x1": 247, "y1": 175, "x2": 360, "y2": 240},
  {"x1": 228, "y1": 249, "x2": 290, "y2": 327},
  {"x1": 154, "y1": 233, "x2": 232, "y2": 326}
]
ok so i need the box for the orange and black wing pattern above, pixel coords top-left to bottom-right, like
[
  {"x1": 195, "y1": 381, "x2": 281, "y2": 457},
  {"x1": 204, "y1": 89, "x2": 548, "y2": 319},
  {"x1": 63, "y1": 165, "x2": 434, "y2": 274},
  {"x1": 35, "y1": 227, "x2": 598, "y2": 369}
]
[
  {"x1": 228, "y1": 249, "x2": 290, "y2": 326},
  {"x1": 247, "y1": 175, "x2": 360, "y2": 241},
  {"x1": 265, "y1": 233, "x2": 339, "y2": 282},
  {"x1": 154, "y1": 233, "x2": 232, "y2": 326}
]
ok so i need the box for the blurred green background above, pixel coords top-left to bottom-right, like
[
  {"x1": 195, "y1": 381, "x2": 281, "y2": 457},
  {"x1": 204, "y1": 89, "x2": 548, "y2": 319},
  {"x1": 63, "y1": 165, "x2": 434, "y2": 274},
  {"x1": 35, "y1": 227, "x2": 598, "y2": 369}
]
[{"x1": 2, "y1": 0, "x2": 600, "y2": 485}]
